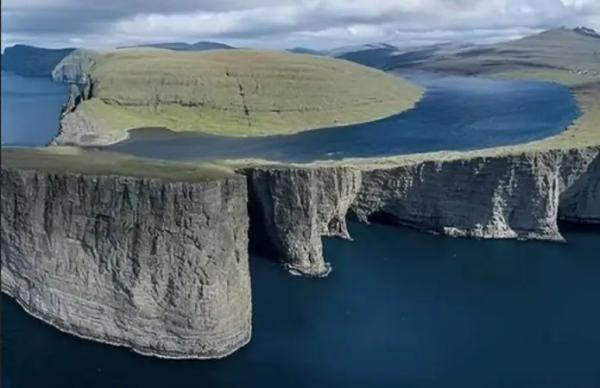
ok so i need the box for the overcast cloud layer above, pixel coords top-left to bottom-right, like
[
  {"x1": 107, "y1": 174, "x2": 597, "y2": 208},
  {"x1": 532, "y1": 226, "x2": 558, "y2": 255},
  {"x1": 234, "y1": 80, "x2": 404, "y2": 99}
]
[{"x1": 2, "y1": 0, "x2": 599, "y2": 50}]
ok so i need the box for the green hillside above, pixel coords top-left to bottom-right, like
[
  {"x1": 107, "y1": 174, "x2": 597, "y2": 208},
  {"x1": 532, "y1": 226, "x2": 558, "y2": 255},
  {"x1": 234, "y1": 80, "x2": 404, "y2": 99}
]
[
  {"x1": 74, "y1": 50, "x2": 423, "y2": 137},
  {"x1": 417, "y1": 28, "x2": 600, "y2": 79}
]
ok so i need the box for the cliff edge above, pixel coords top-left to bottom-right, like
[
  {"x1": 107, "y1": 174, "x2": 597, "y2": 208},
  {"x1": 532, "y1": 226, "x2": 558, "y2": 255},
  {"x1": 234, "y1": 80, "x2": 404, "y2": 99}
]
[
  {"x1": 0, "y1": 148, "x2": 252, "y2": 359},
  {"x1": 241, "y1": 146, "x2": 600, "y2": 275}
]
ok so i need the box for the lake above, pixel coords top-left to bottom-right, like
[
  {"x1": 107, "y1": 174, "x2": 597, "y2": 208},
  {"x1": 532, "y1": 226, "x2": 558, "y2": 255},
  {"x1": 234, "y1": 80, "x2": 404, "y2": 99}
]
[
  {"x1": 1, "y1": 71, "x2": 579, "y2": 161},
  {"x1": 106, "y1": 73, "x2": 580, "y2": 162},
  {"x1": 1, "y1": 73, "x2": 598, "y2": 388}
]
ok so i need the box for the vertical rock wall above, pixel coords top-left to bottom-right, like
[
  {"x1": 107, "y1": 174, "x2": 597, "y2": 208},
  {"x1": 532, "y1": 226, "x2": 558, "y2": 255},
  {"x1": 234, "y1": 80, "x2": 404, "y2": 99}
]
[
  {"x1": 244, "y1": 147, "x2": 600, "y2": 275},
  {"x1": 245, "y1": 167, "x2": 361, "y2": 276},
  {"x1": 352, "y1": 152, "x2": 565, "y2": 240},
  {"x1": 1, "y1": 169, "x2": 252, "y2": 359}
]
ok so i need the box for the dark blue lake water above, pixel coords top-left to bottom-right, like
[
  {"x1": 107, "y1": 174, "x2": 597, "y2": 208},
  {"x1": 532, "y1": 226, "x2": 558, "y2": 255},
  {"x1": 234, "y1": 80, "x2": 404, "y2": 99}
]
[
  {"x1": 3, "y1": 222, "x2": 600, "y2": 388},
  {"x1": 106, "y1": 73, "x2": 580, "y2": 162},
  {"x1": 1, "y1": 73, "x2": 599, "y2": 387},
  {"x1": 1, "y1": 72, "x2": 68, "y2": 146}
]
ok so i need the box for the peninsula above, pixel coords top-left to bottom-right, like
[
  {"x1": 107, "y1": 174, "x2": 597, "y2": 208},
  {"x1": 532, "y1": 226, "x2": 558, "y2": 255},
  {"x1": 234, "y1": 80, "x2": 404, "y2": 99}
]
[{"x1": 54, "y1": 50, "x2": 422, "y2": 144}]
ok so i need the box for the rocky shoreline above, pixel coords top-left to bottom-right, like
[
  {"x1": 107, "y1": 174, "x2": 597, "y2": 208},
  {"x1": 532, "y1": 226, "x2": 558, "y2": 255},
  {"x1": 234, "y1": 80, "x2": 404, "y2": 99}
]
[{"x1": 2, "y1": 146, "x2": 599, "y2": 352}]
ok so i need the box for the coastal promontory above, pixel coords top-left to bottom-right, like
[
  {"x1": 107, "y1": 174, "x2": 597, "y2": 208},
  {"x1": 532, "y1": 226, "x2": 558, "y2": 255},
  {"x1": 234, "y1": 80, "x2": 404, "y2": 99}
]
[
  {"x1": 0, "y1": 148, "x2": 252, "y2": 359},
  {"x1": 53, "y1": 49, "x2": 423, "y2": 144}
]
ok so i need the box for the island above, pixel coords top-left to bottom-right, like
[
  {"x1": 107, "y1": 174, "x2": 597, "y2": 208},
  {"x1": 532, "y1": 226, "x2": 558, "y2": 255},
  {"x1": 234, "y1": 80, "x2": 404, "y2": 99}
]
[{"x1": 1, "y1": 27, "x2": 599, "y2": 360}]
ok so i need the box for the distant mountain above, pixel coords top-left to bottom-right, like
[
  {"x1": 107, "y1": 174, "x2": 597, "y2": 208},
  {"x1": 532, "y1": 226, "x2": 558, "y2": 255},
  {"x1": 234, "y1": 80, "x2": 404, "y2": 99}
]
[
  {"x1": 1, "y1": 45, "x2": 74, "y2": 77},
  {"x1": 287, "y1": 47, "x2": 325, "y2": 56},
  {"x1": 120, "y1": 41, "x2": 236, "y2": 51},
  {"x1": 397, "y1": 27, "x2": 600, "y2": 76},
  {"x1": 324, "y1": 42, "x2": 477, "y2": 71},
  {"x1": 574, "y1": 26, "x2": 600, "y2": 39},
  {"x1": 382, "y1": 42, "x2": 477, "y2": 70},
  {"x1": 332, "y1": 43, "x2": 401, "y2": 69}
]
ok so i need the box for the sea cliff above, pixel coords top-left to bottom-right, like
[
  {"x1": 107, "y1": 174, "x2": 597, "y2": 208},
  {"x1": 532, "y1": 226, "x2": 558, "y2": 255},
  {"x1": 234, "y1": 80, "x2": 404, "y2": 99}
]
[
  {"x1": 51, "y1": 48, "x2": 97, "y2": 84},
  {"x1": 1, "y1": 145, "x2": 599, "y2": 357},
  {"x1": 0, "y1": 151, "x2": 252, "y2": 359},
  {"x1": 242, "y1": 147, "x2": 600, "y2": 275}
]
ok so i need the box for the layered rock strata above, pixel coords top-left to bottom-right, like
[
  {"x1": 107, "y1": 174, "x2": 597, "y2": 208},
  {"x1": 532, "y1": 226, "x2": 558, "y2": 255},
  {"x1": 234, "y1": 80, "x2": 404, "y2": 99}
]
[
  {"x1": 1, "y1": 168, "x2": 251, "y2": 359},
  {"x1": 1, "y1": 145, "x2": 598, "y2": 359},
  {"x1": 245, "y1": 167, "x2": 361, "y2": 276},
  {"x1": 243, "y1": 146, "x2": 600, "y2": 275}
]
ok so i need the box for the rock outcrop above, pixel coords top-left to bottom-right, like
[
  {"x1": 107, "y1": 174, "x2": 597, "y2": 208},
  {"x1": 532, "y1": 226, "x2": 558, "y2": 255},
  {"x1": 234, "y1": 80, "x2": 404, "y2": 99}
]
[
  {"x1": 1, "y1": 145, "x2": 598, "y2": 360},
  {"x1": 243, "y1": 146, "x2": 600, "y2": 274},
  {"x1": 352, "y1": 151, "x2": 565, "y2": 241},
  {"x1": 558, "y1": 147, "x2": 600, "y2": 222},
  {"x1": 52, "y1": 80, "x2": 124, "y2": 146},
  {"x1": 245, "y1": 167, "x2": 361, "y2": 276},
  {"x1": 51, "y1": 48, "x2": 97, "y2": 84},
  {"x1": 1, "y1": 167, "x2": 252, "y2": 359}
]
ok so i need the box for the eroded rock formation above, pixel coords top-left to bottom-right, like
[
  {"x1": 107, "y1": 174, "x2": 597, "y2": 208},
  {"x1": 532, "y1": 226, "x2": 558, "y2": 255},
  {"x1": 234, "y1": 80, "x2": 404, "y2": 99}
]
[
  {"x1": 243, "y1": 146, "x2": 600, "y2": 274},
  {"x1": 51, "y1": 48, "x2": 97, "y2": 84},
  {"x1": 0, "y1": 168, "x2": 252, "y2": 359},
  {"x1": 245, "y1": 167, "x2": 361, "y2": 276},
  {"x1": 1, "y1": 145, "x2": 598, "y2": 359}
]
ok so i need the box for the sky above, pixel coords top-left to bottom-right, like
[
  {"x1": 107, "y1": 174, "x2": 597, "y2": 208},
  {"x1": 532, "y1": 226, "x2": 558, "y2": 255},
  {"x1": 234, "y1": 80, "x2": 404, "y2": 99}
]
[{"x1": 1, "y1": 0, "x2": 599, "y2": 51}]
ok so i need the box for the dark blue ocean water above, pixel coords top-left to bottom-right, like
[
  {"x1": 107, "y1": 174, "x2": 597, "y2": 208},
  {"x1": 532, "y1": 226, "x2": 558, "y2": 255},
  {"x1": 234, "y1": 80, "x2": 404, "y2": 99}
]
[
  {"x1": 106, "y1": 73, "x2": 580, "y2": 162},
  {"x1": 1, "y1": 73, "x2": 598, "y2": 387},
  {"x1": 3, "y1": 222, "x2": 600, "y2": 388},
  {"x1": 0, "y1": 72, "x2": 68, "y2": 146}
]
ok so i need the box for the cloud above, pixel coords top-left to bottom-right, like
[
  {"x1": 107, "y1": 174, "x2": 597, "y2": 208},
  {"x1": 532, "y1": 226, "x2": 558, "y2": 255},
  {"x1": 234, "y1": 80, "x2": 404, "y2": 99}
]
[{"x1": 2, "y1": 0, "x2": 599, "y2": 50}]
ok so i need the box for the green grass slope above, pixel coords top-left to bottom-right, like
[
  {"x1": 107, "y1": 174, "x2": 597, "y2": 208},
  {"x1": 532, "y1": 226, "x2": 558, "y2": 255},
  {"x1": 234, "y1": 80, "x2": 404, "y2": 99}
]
[
  {"x1": 1, "y1": 147, "x2": 236, "y2": 181},
  {"x1": 418, "y1": 27, "x2": 600, "y2": 78},
  {"x1": 76, "y1": 50, "x2": 423, "y2": 137},
  {"x1": 402, "y1": 27, "x2": 600, "y2": 150}
]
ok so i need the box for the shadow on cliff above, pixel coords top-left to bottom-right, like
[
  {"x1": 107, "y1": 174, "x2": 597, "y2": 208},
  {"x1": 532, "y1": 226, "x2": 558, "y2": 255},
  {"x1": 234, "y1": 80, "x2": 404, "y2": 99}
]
[
  {"x1": 557, "y1": 220, "x2": 600, "y2": 234},
  {"x1": 245, "y1": 176, "x2": 280, "y2": 262}
]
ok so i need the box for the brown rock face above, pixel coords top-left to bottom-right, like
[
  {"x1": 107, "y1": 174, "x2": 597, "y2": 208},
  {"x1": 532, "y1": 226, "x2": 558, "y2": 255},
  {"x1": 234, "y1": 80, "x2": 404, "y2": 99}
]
[{"x1": 1, "y1": 169, "x2": 252, "y2": 359}]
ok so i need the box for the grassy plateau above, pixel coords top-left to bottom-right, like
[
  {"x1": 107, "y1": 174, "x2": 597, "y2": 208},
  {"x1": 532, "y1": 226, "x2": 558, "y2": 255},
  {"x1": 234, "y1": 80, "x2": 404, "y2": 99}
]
[
  {"x1": 1, "y1": 147, "x2": 236, "y2": 181},
  {"x1": 76, "y1": 50, "x2": 423, "y2": 138}
]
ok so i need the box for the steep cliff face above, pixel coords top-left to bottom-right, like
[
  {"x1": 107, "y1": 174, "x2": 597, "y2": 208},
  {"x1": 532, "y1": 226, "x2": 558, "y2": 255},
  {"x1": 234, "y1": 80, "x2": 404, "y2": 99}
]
[
  {"x1": 245, "y1": 167, "x2": 361, "y2": 276},
  {"x1": 51, "y1": 48, "x2": 97, "y2": 84},
  {"x1": 52, "y1": 80, "x2": 121, "y2": 146},
  {"x1": 352, "y1": 152, "x2": 567, "y2": 240},
  {"x1": 1, "y1": 168, "x2": 251, "y2": 359},
  {"x1": 559, "y1": 148, "x2": 600, "y2": 222},
  {"x1": 243, "y1": 147, "x2": 600, "y2": 274}
]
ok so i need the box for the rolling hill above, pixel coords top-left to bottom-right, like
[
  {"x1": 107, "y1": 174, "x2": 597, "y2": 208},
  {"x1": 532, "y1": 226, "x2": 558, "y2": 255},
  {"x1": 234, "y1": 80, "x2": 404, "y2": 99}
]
[{"x1": 395, "y1": 27, "x2": 600, "y2": 78}]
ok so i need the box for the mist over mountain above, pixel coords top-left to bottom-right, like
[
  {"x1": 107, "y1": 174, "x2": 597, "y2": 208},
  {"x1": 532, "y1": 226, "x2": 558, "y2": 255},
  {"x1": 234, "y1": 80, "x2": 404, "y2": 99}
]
[{"x1": 118, "y1": 41, "x2": 236, "y2": 51}]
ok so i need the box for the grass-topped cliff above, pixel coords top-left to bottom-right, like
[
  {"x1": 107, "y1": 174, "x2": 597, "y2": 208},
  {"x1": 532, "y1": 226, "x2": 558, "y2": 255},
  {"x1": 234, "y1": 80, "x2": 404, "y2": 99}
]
[
  {"x1": 1, "y1": 147, "x2": 235, "y2": 181},
  {"x1": 67, "y1": 50, "x2": 422, "y2": 140}
]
